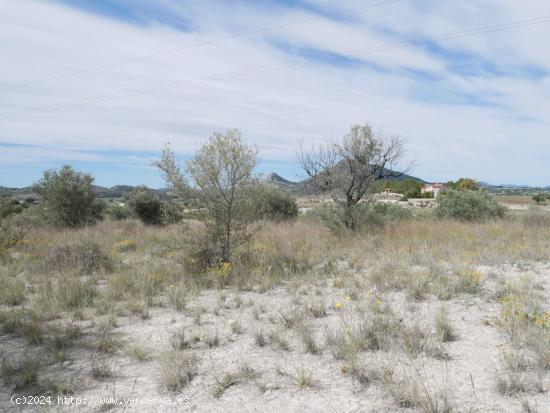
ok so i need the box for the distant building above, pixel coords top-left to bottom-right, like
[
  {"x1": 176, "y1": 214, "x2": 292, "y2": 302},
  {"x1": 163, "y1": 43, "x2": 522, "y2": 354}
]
[
  {"x1": 421, "y1": 183, "x2": 443, "y2": 198},
  {"x1": 372, "y1": 188, "x2": 403, "y2": 203}
]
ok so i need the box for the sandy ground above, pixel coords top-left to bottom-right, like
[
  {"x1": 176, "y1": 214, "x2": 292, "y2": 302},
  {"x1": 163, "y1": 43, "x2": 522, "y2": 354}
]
[{"x1": 1, "y1": 262, "x2": 550, "y2": 413}]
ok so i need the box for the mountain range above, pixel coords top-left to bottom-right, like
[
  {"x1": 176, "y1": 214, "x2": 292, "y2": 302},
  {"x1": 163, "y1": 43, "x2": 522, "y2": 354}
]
[
  {"x1": 264, "y1": 168, "x2": 427, "y2": 195},
  {"x1": 1, "y1": 171, "x2": 547, "y2": 200}
]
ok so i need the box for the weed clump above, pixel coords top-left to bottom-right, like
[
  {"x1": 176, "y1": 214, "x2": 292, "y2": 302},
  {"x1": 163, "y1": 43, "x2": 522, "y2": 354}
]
[
  {"x1": 159, "y1": 350, "x2": 200, "y2": 391},
  {"x1": 111, "y1": 239, "x2": 137, "y2": 254},
  {"x1": 44, "y1": 240, "x2": 112, "y2": 274},
  {"x1": 1, "y1": 357, "x2": 40, "y2": 390}
]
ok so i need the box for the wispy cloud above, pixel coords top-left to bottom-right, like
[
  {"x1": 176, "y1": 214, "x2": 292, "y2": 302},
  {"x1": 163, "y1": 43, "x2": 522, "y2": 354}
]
[{"x1": 0, "y1": 0, "x2": 549, "y2": 186}]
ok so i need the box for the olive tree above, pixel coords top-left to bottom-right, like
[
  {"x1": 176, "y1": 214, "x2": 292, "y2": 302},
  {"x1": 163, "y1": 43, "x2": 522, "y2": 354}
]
[
  {"x1": 298, "y1": 124, "x2": 407, "y2": 230},
  {"x1": 154, "y1": 130, "x2": 258, "y2": 262},
  {"x1": 126, "y1": 185, "x2": 162, "y2": 225},
  {"x1": 34, "y1": 165, "x2": 102, "y2": 227}
]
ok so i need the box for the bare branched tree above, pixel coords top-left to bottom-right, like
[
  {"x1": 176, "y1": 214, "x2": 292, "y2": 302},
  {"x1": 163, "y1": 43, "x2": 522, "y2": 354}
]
[{"x1": 298, "y1": 124, "x2": 408, "y2": 230}]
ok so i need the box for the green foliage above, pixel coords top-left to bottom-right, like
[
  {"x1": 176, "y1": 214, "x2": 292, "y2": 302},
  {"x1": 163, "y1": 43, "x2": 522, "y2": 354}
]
[
  {"x1": 0, "y1": 197, "x2": 27, "y2": 218},
  {"x1": 446, "y1": 178, "x2": 479, "y2": 191},
  {"x1": 532, "y1": 194, "x2": 547, "y2": 205},
  {"x1": 156, "y1": 130, "x2": 258, "y2": 262},
  {"x1": 0, "y1": 197, "x2": 25, "y2": 257},
  {"x1": 33, "y1": 165, "x2": 102, "y2": 227},
  {"x1": 103, "y1": 202, "x2": 131, "y2": 221},
  {"x1": 126, "y1": 186, "x2": 163, "y2": 225},
  {"x1": 374, "y1": 179, "x2": 424, "y2": 200},
  {"x1": 306, "y1": 202, "x2": 411, "y2": 232},
  {"x1": 435, "y1": 190, "x2": 505, "y2": 221},
  {"x1": 161, "y1": 198, "x2": 184, "y2": 224},
  {"x1": 254, "y1": 185, "x2": 298, "y2": 221},
  {"x1": 371, "y1": 202, "x2": 413, "y2": 221}
]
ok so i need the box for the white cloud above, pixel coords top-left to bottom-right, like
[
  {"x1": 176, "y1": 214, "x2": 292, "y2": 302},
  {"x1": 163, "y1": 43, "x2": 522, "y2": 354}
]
[{"x1": 0, "y1": 0, "x2": 549, "y2": 185}]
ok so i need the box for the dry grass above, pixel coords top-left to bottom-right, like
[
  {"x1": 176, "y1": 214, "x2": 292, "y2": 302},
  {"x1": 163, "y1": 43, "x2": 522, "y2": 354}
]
[
  {"x1": 211, "y1": 363, "x2": 261, "y2": 398},
  {"x1": 382, "y1": 363, "x2": 454, "y2": 413},
  {"x1": 1, "y1": 356, "x2": 40, "y2": 391},
  {"x1": 1, "y1": 213, "x2": 549, "y2": 410},
  {"x1": 295, "y1": 367, "x2": 314, "y2": 389},
  {"x1": 435, "y1": 308, "x2": 457, "y2": 342},
  {"x1": 493, "y1": 275, "x2": 550, "y2": 397},
  {"x1": 159, "y1": 350, "x2": 200, "y2": 391}
]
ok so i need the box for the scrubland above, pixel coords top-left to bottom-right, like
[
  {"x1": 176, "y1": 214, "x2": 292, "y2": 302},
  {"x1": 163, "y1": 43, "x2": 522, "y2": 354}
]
[{"x1": 1, "y1": 210, "x2": 550, "y2": 412}]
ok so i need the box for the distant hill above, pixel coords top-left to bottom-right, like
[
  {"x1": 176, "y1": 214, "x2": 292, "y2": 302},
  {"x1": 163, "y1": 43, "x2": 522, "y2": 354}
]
[
  {"x1": 263, "y1": 173, "x2": 299, "y2": 190},
  {"x1": 91, "y1": 185, "x2": 168, "y2": 199},
  {"x1": 263, "y1": 165, "x2": 426, "y2": 196},
  {"x1": 0, "y1": 185, "x2": 168, "y2": 200},
  {"x1": 4, "y1": 176, "x2": 545, "y2": 201}
]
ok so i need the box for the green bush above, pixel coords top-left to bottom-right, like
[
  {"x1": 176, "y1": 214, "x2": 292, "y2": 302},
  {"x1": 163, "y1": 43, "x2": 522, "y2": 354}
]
[
  {"x1": 306, "y1": 202, "x2": 411, "y2": 232},
  {"x1": 126, "y1": 186, "x2": 162, "y2": 225},
  {"x1": 0, "y1": 198, "x2": 25, "y2": 258},
  {"x1": 435, "y1": 190, "x2": 505, "y2": 221},
  {"x1": 0, "y1": 197, "x2": 27, "y2": 218},
  {"x1": 104, "y1": 202, "x2": 131, "y2": 221},
  {"x1": 33, "y1": 165, "x2": 102, "y2": 227},
  {"x1": 254, "y1": 186, "x2": 298, "y2": 221},
  {"x1": 532, "y1": 194, "x2": 547, "y2": 205},
  {"x1": 374, "y1": 179, "x2": 423, "y2": 200},
  {"x1": 161, "y1": 200, "x2": 184, "y2": 224}
]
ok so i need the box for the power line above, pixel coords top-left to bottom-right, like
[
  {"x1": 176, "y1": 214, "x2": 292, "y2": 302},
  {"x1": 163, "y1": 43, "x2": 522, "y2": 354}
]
[
  {"x1": 0, "y1": 0, "x2": 402, "y2": 92},
  {"x1": 1, "y1": 15, "x2": 549, "y2": 121}
]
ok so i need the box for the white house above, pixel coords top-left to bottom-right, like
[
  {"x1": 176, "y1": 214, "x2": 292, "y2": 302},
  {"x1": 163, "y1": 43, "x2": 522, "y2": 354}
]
[{"x1": 421, "y1": 183, "x2": 443, "y2": 198}]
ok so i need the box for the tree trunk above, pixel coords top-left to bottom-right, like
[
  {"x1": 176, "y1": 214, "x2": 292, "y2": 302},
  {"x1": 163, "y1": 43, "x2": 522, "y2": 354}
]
[
  {"x1": 344, "y1": 198, "x2": 355, "y2": 230},
  {"x1": 221, "y1": 219, "x2": 231, "y2": 263}
]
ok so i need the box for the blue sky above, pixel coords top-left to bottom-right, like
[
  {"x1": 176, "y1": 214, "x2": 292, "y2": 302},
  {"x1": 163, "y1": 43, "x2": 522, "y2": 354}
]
[{"x1": 1, "y1": 0, "x2": 550, "y2": 187}]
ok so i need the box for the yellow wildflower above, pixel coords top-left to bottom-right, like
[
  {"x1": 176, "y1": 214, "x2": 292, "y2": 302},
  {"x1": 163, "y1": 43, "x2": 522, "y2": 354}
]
[{"x1": 535, "y1": 312, "x2": 550, "y2": 328}]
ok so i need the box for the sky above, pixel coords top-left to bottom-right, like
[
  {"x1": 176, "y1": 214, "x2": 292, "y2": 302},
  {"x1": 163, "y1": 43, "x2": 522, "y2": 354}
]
[{"x1": 1, "y1": 0, "x2": 549, "y2": 187}]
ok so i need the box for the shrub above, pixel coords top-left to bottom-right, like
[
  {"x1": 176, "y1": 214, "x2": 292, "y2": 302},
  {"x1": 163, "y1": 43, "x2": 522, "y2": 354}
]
[
  {"x1": 532, "y1": 194, "x2": 547, "y2": 205},
  {"x1": 0, "y1": 197, "x2": 26, "y2": 218},
  {"x1": 374, "y1": 179, "x2": 423, "y2": 200},
  {"x1": 0, "y1": 276, "x2": 25, "y2": 306},
  {"x1": 306, "y1": 202, "x2": 411, "y2": 232},
  {"x1": 167, "y1": 283, "x2": 187, "y2": 311},
  {"x1": 1, "y1": 357, "x2": 40, "y2": 390},
  {"x1": 54, "y1": 276, "x2": 97, "y2": 309},
  {"x1": 44, "y1": 240, "x2": 112, "y2": 274},
  {"x1": 161, "y1": 199, "x2": 184, "y2": 224},
  {"x1": 371, "y1": 202, "x2": 413, "y2": 221},
  {"x1": 295, "y1": 367, "x2": 314, "y2": 388},
  {"x1": 159, "y1": 350, "x2": 200, "y2": 391},
  {"x1": 254, "y1": 186, "x2": 298, "y2": 221},
  {"x1": 126, "y1": 186, "x2": 163, "y2": 225},
  {"x1": 0, "y1": 198, "x2": 25, "y2": 257},
  {"x1": 104, "y1": 202, "x2": 131, "y2": 221},
  {"x1": 434, "y1": 308, "x2": 456, "y2": 342},
  {"x1": 435, "y1": 190, "x2": 505, "y2": 221},
  {"x1": 0, "y1": 309, "x2": 43, "y2": 344},
  {"x1": 33, "y1": 165, "x2": 102, "y2": 227}
]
